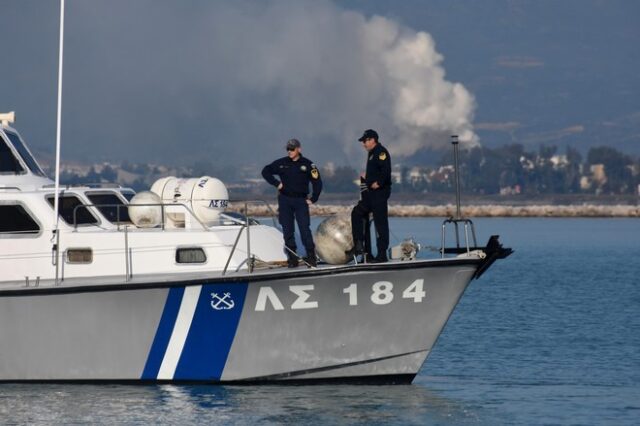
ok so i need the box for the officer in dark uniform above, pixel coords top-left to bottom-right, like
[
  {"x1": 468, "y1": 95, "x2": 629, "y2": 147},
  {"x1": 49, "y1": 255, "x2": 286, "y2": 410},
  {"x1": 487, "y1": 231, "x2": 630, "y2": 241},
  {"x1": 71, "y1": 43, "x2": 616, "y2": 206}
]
[
  {"x1": 261, "y1": 139, "x2": 322, "y2": 267},
  {"x1": 347, "y1": 129, "x2": 391, "y2": 263}
]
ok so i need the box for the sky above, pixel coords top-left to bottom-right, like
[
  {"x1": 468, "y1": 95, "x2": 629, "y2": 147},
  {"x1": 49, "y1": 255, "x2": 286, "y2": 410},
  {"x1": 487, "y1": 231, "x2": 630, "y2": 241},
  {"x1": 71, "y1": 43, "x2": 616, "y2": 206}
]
[{"x1": 1, "y1": 0, "x2": 638, "y2": 171}]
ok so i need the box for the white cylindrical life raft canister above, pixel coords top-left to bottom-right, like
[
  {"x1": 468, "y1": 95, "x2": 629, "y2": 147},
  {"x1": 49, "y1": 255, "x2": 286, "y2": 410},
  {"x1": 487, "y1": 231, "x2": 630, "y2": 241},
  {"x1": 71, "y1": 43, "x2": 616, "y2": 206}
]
[{"x1": 150, "y1": 176, "x2": 229, "y2": 227}]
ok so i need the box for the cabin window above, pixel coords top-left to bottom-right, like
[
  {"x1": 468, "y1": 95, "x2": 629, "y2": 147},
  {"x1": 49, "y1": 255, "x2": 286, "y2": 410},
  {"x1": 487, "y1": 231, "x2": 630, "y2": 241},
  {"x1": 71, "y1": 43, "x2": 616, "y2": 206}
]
[
  {"x1": 86, "y1": 192, "x2": 131, "y2": 224},
  {"x1": 176, "y1": 247, "x2": 207, "y2": 264},
  {"x1": 4, "y1": 131, "x2": 46, "y2": 177},
  {"x1": 0, "y1": 136, "x2": 25, "y2": 174},
  {"x1": 120, "y1": 191, "x2": 135, "y2": 202},
  {"x1": 46, "y1": 194, "x2": 99, "y2": 226},
  {"x1": 0, "y1": 204, "x2": 40, "y2": 235},
  {"x1": 66, "y1": 248, "x2": 93, "y2": 264}
]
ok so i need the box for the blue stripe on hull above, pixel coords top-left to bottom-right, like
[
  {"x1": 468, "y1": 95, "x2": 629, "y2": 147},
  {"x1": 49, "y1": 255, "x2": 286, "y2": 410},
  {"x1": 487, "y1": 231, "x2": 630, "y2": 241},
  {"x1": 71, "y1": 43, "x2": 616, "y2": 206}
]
[
  {"x1": 141, "y1": 287, "x2": 185, "y2": 379},
  {"x1": 174, "y1": 283, "x2": 247, "y2": 380}
]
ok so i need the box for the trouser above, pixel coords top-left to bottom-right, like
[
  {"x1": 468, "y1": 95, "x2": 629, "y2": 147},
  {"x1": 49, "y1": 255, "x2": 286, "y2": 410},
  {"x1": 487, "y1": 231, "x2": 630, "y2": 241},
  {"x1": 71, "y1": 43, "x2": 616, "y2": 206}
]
[
  {"x1": 278, "y1": 194, "x2": 315, "y2": 257},
  {"x1": 351, "y1": 187, "x2": 390, "y2": 257}
]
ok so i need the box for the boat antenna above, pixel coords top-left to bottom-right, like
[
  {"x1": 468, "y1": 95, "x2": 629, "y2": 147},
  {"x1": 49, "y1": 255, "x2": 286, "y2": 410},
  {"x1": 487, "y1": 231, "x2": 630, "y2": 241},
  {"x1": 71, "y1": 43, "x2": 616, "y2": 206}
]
[
  {"x1": 53, "y1": 0, "x2": 65, "y2": 231},
  {"x1": 51, "y1": 0, "x2": 65, "y2": 285},
  {"x1": 451, "y1": 135, "x2": 462, "y2": 220}
]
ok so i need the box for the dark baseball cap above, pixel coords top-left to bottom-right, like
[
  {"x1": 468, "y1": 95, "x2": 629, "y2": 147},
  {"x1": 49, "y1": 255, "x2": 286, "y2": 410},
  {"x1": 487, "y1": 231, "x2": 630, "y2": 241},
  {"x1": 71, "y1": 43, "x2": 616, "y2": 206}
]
[
  {"x1": 286, "y1": 138, "x2": 301, "y2": 150},
  {"x1": 358, "y1": 129, "x2": 379, "y2": 142}
]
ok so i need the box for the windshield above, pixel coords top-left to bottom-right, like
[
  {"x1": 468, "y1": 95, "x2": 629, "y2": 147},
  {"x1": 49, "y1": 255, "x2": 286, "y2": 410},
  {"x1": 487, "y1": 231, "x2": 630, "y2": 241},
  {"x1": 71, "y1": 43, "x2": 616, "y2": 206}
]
[
  {"x1": 0, "y1": 134, "x2": 25, "y2": 174},
  {"x1": 5, "y1": 131, "x2": 46, "y2": 177}
]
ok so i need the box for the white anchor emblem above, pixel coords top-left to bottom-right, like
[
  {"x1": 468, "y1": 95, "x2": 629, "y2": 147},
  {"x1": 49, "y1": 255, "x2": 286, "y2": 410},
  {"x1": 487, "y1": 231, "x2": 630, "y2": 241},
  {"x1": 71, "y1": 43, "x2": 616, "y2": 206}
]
[{"x1": 210, "y1": 292, "x2": 235, "y2": 310}]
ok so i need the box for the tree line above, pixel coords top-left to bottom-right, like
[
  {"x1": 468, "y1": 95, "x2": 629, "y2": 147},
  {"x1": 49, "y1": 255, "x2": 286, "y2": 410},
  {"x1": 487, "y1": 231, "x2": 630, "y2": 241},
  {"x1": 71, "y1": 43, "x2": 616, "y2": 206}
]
[
  {"x1": 57, "y1": 144, "x2": 639, "y2": 196},
  {"x1": 322, "y1": 144, "x2": 640, "y2": 195}
]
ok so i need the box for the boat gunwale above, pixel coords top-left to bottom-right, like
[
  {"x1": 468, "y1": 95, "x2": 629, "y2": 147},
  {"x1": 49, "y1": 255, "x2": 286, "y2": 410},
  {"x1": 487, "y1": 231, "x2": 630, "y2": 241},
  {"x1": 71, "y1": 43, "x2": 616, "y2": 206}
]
[{"x1": 0, "y1": 256, "x2": 483, "y2": 297}]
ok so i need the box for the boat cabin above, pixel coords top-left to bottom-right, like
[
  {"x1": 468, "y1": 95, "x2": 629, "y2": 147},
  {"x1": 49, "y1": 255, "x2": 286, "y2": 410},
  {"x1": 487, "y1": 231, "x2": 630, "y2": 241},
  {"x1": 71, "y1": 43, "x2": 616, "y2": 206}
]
[{"x1": 0, "y1": 114, "x2": 285, "y2": 287}]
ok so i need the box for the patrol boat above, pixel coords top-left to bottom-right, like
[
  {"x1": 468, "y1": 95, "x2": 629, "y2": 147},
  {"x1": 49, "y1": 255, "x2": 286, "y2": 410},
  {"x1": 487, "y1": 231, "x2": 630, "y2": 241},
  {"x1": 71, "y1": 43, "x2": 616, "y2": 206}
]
[{"x1": 0, "y1": 113, "x2": 511, "y2": 383}]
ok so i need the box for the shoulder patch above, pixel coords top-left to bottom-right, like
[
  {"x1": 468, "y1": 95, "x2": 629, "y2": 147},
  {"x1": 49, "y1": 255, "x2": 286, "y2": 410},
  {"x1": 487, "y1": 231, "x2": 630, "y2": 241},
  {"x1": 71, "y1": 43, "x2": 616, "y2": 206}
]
[
  {"x1": 378, "y1": 152, "x2": 387, "y2": 161},
  {"x1": 311, "y1": 169, "x2": 319, "y2": 179}
]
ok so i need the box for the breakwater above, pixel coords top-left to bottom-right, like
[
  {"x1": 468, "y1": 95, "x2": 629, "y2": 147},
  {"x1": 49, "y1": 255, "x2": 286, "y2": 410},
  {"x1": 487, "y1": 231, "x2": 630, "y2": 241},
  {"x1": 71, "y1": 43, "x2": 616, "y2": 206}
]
[{"x1": 228, "y1": 203, "x2": 640, "y2": 217}]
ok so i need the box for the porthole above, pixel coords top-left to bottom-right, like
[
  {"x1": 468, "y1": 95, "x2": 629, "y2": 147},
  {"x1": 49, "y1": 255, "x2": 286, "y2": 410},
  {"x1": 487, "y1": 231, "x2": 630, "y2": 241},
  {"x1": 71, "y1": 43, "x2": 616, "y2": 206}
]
[
  {"x1": 66, "y1": 248, "x2": 93, "y2": 264},
  {"x1": 176, "y1": 247, "x2": 207, "y2": 264}
]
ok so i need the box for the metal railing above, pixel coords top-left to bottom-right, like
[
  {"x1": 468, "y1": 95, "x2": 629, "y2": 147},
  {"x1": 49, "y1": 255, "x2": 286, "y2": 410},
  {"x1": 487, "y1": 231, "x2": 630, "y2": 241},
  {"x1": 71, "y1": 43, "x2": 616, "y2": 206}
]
[
  {"x1": 440, "y1": 135, "x2": 477, "y2": 257},
  {"x1": 227, "y1": 199, "x2": 280, "y2": 228},
  {"x1": 43, "y1": 182, "x2": 125, "y2": 189},
  {"x1": 222, "y1": 199, "x2": 283, "y2": 275},
  {"x1": 66, "y1": 198, "x2": 282, "y2": 278},
  {"x1": 71, "y1": 202, "x2": 210, "y2": 231}
]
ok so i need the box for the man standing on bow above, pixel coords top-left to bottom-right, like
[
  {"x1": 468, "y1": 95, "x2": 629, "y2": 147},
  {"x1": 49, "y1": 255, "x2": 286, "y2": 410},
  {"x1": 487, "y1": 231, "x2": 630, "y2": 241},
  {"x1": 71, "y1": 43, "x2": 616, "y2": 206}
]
[
  {"x1": 262, "y1": 139, "x2": 322, "y2": 267},
  {"x1": 347, "y1": 129, "x2": 392, "y2": 263}
]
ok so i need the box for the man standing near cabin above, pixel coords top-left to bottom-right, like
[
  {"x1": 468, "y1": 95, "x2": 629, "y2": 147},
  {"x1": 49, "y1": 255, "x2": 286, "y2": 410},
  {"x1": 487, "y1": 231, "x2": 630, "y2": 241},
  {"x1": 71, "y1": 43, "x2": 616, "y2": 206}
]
[
  {"x1": 262, "y1": 139, "x2": 322, "y2": 268},
  {"x1": 347, "y1": 129, "x2": 392, "y2": 263}
]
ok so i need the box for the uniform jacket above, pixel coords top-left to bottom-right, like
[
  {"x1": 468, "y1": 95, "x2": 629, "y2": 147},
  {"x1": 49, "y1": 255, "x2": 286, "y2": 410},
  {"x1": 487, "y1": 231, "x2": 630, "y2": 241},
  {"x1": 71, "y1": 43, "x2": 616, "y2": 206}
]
[
  {"x1": 261, "y1": 155, "x2": 323, "y2": 203},
  {"x1": 364, "y1": 143, "x2": 392, "y2": 189}
]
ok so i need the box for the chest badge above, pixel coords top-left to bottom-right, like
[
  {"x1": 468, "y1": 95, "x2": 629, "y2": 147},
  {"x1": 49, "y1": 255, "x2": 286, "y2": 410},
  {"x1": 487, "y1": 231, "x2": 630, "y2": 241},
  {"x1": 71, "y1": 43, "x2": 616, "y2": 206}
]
[
  {"x1": 300, "y1": 165, "x2": 307, "y2": 172},
  {"x1": 378, "y1": 152, "x2": 387, "y2": 161}
]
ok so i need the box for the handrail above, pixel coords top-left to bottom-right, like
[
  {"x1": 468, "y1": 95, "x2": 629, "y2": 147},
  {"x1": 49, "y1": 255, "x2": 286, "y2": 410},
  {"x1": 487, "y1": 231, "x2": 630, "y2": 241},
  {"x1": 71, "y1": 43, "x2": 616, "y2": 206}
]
[
  {"x1": 222, "y1": 225, "x2": 245, "y2": 276},
  {"x1": 42, "y1": 182, "x2": 125, "y2": 189},
  {"x1": 0, "y1": 186, "x2": 21, "y2": 192},
  {"x1": 66, "y1": 197, "x2": 284, "y2": 276},
  {"x1": 440, "y1": 217, "x2": 477, "y2": 257},
  {"x1": 221, "y1": 199, "x2": 313, "y2": 274},
  {"x1": 229, "y1": 198, "x2": 280, "y2": 229},
  {"x1": 71, "y1": 202, "x2": 210, "y2": 231},
  {"x1": 221, "y1": 199, "x2": 280, "y2": 275},
  {"x1": 70, "y1": 202, "x2": 135, "y2": 230},
  {"x1": 241, "y1": 200, "x2": 286, "y2": 272},
  {"x1": 440, "y1": 135, "x2": 478, "y2": 257}
]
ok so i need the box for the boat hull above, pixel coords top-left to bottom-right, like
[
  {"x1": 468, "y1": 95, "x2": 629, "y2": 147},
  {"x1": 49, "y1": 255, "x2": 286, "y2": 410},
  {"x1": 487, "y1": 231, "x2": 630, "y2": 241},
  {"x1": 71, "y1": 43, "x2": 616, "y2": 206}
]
[{"x1": 0, "y1": 260, "x2": 478, "y2": 383}]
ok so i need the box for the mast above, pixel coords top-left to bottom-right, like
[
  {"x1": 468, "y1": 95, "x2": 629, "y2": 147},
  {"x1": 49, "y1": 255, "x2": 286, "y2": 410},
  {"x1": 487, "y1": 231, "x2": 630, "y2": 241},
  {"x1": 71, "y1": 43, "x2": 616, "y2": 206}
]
[
  {"x1": 53, "y1": 0, "x2": 65, "y2": 230},
  {"x1": 53, "y1": 0, "x2": 65, "y2": 285}
]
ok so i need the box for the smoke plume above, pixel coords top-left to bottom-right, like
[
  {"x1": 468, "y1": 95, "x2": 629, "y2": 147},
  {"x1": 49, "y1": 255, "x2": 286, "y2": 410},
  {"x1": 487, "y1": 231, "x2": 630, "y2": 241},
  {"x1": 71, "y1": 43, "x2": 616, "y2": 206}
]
[{"x1": 64, "y1": 0, "x2": 477, "y2": 164}]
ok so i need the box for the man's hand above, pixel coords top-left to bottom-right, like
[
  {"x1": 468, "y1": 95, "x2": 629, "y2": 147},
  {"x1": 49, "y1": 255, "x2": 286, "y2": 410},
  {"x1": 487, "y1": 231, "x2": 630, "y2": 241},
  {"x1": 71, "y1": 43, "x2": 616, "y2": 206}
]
[
  {"x1": 371, "y1": 181, "x2": 380, "y2": 190},
  {"x1": 306, "y1": 199, "x2": 313, "y2": 205},
  {"x1": 277, "y1": 183, "x2": 283, "y2": 190}
]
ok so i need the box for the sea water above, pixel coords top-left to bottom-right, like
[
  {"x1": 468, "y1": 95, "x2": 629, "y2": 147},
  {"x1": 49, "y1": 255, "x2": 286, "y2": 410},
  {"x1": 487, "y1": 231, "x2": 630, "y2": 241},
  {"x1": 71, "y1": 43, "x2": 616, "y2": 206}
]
[{"x1": 1, "y1": 218, "x2": 638, "y2": 425}]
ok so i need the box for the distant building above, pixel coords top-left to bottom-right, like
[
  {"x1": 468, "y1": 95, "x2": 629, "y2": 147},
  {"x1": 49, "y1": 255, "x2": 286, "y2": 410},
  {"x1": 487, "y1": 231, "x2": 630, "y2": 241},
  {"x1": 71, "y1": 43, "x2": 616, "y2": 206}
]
[
  {"x1": 500, "y1": 185, "x2": 521, "y2": 196},
  {"x1": 391, "y1": 164, "x2": 403, "y2": 184},
  {"x1": 408, "y1": 167, "x2": 424, "y2": 185},
  {"x1": 580, "y1": 176, "x2": 592, "y2": 191},
  {"x1": 550, "y1": 155, "x2": 568, "y2": 169},
  {"x1": 590, "y1": 164, "x2": 607, "y2": 185},
  {"x1": 520, "y1": 156, "x2": 535, "y2": 171}
]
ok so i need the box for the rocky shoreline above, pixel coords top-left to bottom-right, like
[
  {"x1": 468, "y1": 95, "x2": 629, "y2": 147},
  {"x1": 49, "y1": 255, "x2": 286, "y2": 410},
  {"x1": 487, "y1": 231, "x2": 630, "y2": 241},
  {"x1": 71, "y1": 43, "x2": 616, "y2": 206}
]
[{"x1": 228, "y1": 203, "x2": 640, "y2": 218}]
